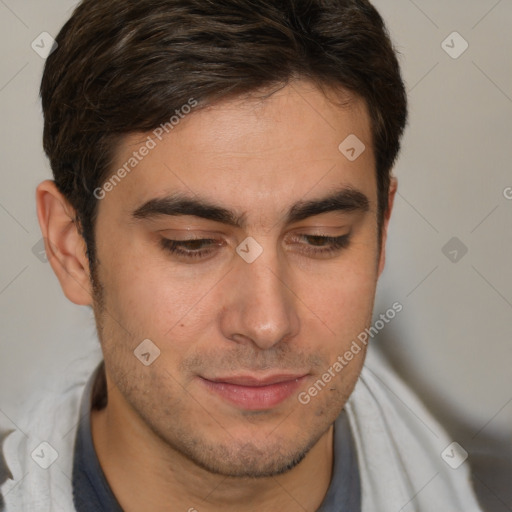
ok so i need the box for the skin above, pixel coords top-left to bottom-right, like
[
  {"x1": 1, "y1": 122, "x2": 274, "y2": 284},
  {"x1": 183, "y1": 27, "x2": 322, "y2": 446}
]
[{"x1": 36, "y1": 79, "x2": 396, "y2": 512}]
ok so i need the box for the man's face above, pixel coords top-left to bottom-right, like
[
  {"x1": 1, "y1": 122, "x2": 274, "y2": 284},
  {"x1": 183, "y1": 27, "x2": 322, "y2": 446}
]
[{"x1": 92, "y1": 80, "x2": 385, "y2": 477}]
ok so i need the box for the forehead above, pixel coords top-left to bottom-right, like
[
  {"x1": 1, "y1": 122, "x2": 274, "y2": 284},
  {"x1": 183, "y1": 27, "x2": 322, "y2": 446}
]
[{"x1": 101, "y1": 80, "x2": 376, "y2": 222}]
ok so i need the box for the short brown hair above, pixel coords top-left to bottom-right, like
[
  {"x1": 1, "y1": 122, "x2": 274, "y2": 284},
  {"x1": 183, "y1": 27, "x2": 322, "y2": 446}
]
[{"x1": 40, "y1": 0, "x2": 408, "y2": 269}]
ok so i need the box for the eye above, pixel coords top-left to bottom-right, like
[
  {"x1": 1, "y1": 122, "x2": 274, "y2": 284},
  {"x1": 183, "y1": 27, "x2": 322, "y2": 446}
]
[
  {"x1": 287, "y1": 234, "x2": 351, "y2": 257},
  {"x1": 160, "y1": 238, "x2": 222, "y2": 260},
  {"x1": 160, "y1": 233, "x2": 351, "y2": 262}
]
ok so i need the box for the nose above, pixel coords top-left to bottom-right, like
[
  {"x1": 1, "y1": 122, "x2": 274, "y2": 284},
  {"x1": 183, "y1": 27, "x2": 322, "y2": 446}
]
[{"x1": 219, "y1": 241, "x2": 300, "y2": 350}]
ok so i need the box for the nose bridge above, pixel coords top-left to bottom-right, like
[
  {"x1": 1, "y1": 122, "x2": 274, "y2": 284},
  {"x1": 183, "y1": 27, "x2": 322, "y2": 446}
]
[{"x1": 222, "y1": 240, "x2": 299, "y2": 349}]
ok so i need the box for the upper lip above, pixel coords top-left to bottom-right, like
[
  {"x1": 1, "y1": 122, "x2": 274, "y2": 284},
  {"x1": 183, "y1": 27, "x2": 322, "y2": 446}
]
[{"x1": 203, "y1": 373, "x2": 307, "y2": 387}]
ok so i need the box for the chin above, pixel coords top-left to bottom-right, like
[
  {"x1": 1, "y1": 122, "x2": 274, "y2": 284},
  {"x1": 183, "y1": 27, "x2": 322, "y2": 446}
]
[{"x1": 184, "y1": 440, "x2": 311, "y2": 478}]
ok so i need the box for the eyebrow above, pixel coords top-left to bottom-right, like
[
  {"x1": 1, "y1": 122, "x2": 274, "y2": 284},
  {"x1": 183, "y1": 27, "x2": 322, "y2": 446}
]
[{"x1": 131, "y1": 186, "x2": 370, "y2": 228}]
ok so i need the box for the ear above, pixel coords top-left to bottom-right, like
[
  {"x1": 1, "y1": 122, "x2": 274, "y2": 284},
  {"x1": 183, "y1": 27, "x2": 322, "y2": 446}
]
[
  {"x1": 377, "y1": 176, "x2": 397, "y2": 277},
  {"x1": 35, "y1": 180, "x2": 93, "y2": 306}
]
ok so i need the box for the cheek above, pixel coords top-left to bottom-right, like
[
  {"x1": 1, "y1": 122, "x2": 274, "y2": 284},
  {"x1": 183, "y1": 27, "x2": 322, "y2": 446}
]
[
  {"x1": 98, "y1": 244, "x2": 225, "y2": 350},
  {"x1": 298, "y1": 249, "x2": 379, "y2": 332},
  {"x1": 300, "y1": 275, "x2": 376, "y2": 361}
]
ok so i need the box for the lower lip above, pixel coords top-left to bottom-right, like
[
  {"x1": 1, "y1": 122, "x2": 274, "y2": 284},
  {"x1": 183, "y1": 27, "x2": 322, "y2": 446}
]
[{"x1": 200, "y1": 377, "x2": 306, "y2": 410}]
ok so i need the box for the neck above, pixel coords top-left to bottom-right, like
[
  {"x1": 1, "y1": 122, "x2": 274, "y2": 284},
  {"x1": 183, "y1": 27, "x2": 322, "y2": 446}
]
[{"x1": 90, "y1": 387, "x2": 334, "y2": 512}]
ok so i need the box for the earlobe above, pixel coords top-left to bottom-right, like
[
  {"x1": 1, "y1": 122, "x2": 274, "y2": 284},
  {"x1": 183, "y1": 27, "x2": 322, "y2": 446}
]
[
  {"x1": 35, "y1": 180, "x2": 93, "y2": 306},
  {"x1": 377, "y1": 176, "x2": 398, "y2": 277}
]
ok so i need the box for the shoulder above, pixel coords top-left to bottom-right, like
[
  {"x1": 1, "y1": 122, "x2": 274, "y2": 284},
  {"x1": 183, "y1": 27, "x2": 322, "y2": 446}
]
[
  {"x1": 345, "y1": 345, "x2": 483, "y2": 512},
  {"x1": 0, "y1": 348, "x2": 102, "y2": 512}
]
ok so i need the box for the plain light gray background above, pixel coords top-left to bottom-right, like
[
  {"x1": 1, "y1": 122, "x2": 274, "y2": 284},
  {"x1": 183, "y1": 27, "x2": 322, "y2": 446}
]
[{"x1": 0, "y1": 0, "x2": 511, "y2": 510}]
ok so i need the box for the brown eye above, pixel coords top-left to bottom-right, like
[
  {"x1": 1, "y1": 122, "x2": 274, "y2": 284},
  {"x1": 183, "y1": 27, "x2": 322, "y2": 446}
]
[
  {"x1": 160, "y1": 238, "x2": 221, "y2": 260},
  {"x1": 288, "y1": 234, "x2": 351, "y2": 257}
]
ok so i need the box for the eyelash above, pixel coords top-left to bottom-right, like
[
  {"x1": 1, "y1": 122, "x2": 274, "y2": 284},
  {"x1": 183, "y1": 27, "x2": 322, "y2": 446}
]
[{"x1": 160, "y1": 234, "x2": 351, "y2": 260}]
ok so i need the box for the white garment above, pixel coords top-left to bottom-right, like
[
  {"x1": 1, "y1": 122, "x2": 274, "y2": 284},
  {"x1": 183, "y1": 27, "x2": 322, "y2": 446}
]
[{"x1": 1, "y1": 345, "x2": 483, "y2": 511}]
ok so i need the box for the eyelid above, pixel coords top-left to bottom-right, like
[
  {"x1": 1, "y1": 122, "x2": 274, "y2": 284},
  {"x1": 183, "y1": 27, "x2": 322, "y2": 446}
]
[
  {"x1": 157, "y1": 229, "x2": 351, "y2": 247},
  {"x1": 158, "y1": 229, "x2": 226, "y2": 238},
  {"x1": 158, "y1": 226, "x2": 350, "y2": 237},
  {"x1": 286, "y1": 227, "x2": 350, "y2": 238}
]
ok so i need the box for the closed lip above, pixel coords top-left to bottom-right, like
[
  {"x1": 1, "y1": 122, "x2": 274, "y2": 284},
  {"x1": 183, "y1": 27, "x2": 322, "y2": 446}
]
[
  {"x1": 202, "y1": 373, "x2": 308, "y2": 387},
  {"x1": 199, "y1": 373, "x2": 309, "y2": 410}
]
